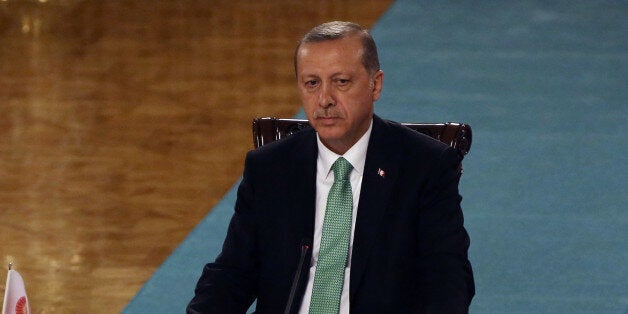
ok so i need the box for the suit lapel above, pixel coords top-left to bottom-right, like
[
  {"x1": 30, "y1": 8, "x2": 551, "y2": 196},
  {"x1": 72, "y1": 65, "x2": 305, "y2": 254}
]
[
  {"x1": 350, "y1": 116, "x2": 400, "y2": 299},
  {"x1": 283, "y1": 128, "x2": 317, "y2": 309},
  {"x1": 289, "y1": 129, "x2": 318, "y2": 245}
]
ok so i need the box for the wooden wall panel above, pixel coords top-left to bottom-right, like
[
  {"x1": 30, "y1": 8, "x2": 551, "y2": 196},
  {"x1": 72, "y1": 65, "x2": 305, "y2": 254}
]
[{"x1": 0, "y1": 1, "x2": 392, "y2": 312}]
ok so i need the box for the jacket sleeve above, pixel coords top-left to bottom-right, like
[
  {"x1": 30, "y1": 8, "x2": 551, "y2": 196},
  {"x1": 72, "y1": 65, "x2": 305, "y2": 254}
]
[
  {"x1": 416, "y1": 147, "x2": 475, "y2": 313},
  {"x1": 187, "y1": 152, "x2": 259, "y2": 314}
]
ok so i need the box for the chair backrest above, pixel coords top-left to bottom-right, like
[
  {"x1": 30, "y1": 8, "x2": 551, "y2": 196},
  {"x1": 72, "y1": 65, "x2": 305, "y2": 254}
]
[{"x1": 252, "y1": 117, "x2": 472, "y2": 156}]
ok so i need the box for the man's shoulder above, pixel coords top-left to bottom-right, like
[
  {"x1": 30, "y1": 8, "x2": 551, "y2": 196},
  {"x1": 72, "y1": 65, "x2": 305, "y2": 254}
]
[
  {"x1": 374, "y1": 116, "x2": 450, "y2": 155},
  {"x1": 246, "y1": 125, "x2": 317, "y2": 162},
  {"x1": 373, "y1": 116, "x2": 462, "y2": 176}
]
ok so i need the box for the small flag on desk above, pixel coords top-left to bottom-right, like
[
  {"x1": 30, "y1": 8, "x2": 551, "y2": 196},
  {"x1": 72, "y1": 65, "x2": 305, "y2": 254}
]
[{"x1": 2, "y1": 264, "x2": 30, "y2": 314}]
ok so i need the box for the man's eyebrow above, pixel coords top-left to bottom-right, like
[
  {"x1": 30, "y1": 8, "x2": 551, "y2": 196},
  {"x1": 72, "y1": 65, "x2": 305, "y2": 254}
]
[{"x1": 299, "y1": 74, "x2": 319, "y2": 80}]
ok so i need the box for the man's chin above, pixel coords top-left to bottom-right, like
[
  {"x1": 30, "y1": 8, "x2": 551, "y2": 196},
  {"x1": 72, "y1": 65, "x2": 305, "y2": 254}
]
[{"x1": 315, "y1": 130, "x2": 346, "y2": 144}]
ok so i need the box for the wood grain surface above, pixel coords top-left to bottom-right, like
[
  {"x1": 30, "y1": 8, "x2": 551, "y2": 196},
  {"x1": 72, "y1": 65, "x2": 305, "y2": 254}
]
[{"x1": 0, "y1": 1, "x2": 392, "y2": 312}]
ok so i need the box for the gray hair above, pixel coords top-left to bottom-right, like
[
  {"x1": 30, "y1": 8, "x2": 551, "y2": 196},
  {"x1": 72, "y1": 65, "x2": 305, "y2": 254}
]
[{"x1": 294, "y1": 21, "x2": 380, "y2": 76}]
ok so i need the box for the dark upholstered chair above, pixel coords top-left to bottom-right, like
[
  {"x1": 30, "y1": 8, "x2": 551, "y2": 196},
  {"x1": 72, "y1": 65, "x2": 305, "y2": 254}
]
[{"x1": 252, "y1": 117, "x2": 472, "y2": 163}]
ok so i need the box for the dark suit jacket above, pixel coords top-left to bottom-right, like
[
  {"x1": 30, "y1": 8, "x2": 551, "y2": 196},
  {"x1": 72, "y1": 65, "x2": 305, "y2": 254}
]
[{"x1": 188, "y1": 115, "x2": 474, "y2": 313}]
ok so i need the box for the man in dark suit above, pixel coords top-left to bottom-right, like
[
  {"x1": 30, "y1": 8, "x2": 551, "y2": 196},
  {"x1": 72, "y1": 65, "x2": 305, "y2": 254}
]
[{"x1": 188, "y1": 21, "x2": 474, "y2": 313}]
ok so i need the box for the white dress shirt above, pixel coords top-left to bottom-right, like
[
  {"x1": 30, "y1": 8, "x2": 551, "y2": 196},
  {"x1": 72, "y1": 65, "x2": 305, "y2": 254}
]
[{"x1": 298, "y1": 120, "x2": 373, "y2": 314}]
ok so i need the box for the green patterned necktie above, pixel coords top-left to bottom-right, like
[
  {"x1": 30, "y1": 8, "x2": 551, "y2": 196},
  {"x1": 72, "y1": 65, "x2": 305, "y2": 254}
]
[{"x1": 309, "y1": 157, "x2": 354, "y2": 314}]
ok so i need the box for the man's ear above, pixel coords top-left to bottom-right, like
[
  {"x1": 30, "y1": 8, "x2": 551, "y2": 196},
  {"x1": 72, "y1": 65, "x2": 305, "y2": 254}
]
[{"x1": 372, "y1": 70, "x2": 384, "y2": 101}]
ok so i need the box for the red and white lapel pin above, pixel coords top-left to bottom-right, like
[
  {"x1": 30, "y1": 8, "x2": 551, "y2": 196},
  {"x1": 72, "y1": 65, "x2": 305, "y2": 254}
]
[{"x1": 377, "y1": 168, "x2": 386, "y2": 178}]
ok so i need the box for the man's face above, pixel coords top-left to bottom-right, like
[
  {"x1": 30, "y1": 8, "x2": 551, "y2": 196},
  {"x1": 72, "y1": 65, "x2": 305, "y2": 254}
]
[{"x1": 296, "y1": 35, "x2": 383, "y2": 154}]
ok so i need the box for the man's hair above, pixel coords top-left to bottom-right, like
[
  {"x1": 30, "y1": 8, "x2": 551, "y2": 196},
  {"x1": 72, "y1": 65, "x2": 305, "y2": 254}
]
[{"x1": 294, "y1": 21, "x2": 380, "y2": 77}]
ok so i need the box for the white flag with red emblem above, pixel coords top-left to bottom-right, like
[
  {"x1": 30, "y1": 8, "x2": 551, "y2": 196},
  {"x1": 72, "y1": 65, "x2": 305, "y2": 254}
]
[{"x1": 2, "y1": 267, "x2": 30, "y2": 314}]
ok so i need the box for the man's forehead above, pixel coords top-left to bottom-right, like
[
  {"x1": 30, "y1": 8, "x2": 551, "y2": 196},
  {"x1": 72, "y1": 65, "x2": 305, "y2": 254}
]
[
  {"x1": 297, "y1": 60, "x2": 362, "y2": 78},
  {"x1": 297, "y1": 41, "x2": 364, "y2": 72}
]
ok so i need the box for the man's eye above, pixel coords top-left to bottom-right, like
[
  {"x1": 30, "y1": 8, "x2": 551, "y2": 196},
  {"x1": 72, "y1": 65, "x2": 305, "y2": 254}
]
[
  {"x1": 305, "y1": 80, "x2": 318, "y2": 88},
  {"x1": 336, "y1": 79, "x2": 350, "y2": 85}
]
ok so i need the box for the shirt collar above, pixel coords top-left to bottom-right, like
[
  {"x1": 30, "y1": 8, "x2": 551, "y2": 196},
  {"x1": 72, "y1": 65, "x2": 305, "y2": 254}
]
[{"x1": 317, "y1": 119, "x2": 373, "y2": 178}]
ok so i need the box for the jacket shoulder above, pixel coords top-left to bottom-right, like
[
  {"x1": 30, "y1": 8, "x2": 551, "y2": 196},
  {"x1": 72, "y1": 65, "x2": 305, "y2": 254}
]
[
  {"x1": 377, "y1": 118, "x2": 451, "y2": 155},
  {"x1": 246, "y1": 126, "x2": 316, "y2": 165}
]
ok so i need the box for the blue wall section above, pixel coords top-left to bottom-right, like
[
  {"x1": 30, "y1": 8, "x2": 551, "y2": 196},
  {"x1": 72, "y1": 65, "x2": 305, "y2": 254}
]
[
  {"x1": 125, "y1": 1, "x2": 627, "y2": 313},
  {"x1": 373, "y1": 1, "x2": 627, "y2": 313}
]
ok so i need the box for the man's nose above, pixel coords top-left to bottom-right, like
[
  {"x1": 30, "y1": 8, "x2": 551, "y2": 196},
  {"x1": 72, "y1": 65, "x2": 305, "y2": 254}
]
[{"x1": 317, "y1": 83, "x2": 335, "y2": 108}]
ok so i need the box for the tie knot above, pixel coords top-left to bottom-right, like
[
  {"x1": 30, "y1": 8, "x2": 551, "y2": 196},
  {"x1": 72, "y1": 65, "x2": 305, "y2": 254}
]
[{"x1": 332, "y1": 157, "x2": 353, "y2": 181}]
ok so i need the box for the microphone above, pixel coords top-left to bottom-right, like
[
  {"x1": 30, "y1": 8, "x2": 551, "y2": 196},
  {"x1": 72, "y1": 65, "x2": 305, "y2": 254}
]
[{"x1": 284, "y1": 239, "x2": 311, "y2": 314}]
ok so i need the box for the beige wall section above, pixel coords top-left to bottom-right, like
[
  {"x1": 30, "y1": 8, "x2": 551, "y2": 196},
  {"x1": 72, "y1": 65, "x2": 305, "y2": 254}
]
[{"x1": 0, "y1": 1, "x2": 393, "y2": 313}]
